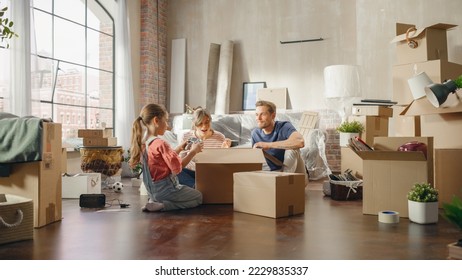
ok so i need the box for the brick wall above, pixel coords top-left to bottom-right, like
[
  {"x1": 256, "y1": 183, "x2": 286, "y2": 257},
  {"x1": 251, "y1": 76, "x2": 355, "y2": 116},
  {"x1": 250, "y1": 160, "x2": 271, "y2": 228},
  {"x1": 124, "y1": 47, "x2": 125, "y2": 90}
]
[
  {"x1": 140, "y1": 0, "x2": 168, "y2": 107},
  {"x1": 317, "y1": 109, "x2": 342, "y2": 174}
]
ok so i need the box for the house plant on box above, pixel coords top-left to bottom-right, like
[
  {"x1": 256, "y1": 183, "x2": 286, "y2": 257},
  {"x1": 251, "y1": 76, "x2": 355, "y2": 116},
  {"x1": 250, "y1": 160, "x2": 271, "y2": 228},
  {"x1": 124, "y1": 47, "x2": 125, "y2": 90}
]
[
  {"x1": 441, "y1": 196, "x2": 462, "y2": 259},
  {"x1": 407, "y1": 182, "x2": 439, "y2": 224},
  {"x1": 336, "y1": 120, "x2": 364, "y2": 147}
]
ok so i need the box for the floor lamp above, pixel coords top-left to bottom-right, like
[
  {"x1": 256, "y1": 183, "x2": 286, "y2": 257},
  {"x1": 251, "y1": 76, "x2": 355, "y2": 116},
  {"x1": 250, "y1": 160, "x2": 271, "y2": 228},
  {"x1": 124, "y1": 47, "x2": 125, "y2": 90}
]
[{"x1": 324, "y1": 65, "x2": 361, "y2": 123}]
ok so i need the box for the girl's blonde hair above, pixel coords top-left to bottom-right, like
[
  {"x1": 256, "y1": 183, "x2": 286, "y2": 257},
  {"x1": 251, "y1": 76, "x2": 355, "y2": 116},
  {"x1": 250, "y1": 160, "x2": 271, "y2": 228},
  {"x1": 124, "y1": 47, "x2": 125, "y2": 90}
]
[
  {"x1": 129, "y1": 104, "x2": 167, "y2": 169},
  {"x1": 192, "y1": 107, "x2": 213, "y2": 131}
]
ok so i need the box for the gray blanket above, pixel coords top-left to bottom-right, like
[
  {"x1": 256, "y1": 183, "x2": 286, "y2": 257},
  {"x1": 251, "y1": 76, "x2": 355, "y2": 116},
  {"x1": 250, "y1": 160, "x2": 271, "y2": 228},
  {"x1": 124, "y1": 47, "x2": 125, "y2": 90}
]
[{"x1": 0, "y1": 113, "x2": 43, "y2": 164}]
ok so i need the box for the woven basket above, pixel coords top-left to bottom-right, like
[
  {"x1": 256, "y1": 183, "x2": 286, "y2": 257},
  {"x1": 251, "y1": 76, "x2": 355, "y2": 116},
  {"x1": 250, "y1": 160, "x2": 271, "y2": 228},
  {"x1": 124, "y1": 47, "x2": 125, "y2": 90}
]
[
  {"x1": 0, "y1": 194, "x2": 33, "y2": 245},
  {"x1": 80, "y1": 147, "x2": 123, "y2": 176}
]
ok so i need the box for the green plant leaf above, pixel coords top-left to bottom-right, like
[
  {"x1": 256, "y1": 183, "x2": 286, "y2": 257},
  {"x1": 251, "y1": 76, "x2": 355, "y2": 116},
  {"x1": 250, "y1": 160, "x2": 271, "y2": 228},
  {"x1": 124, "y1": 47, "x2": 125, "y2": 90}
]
[
  {"x1": 441, "y1": 196, "x2": 462, "y2": 230},
  {"x1": 407, "y1": 182, "x2": 438, "y2": 202}
]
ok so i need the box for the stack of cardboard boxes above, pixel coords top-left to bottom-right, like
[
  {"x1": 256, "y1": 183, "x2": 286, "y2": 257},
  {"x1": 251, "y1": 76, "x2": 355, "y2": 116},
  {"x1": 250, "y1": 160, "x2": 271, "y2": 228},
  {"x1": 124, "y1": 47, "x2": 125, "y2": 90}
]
[
  {"x1": 341, "y1": 105, "x2": 393, "y2": 178},
  {"x1": 78, "y1": 128, "x2": 116, "y2": 147},
  {"x1": 390, "y1": 22, "x2": 462, "y2": 207}
]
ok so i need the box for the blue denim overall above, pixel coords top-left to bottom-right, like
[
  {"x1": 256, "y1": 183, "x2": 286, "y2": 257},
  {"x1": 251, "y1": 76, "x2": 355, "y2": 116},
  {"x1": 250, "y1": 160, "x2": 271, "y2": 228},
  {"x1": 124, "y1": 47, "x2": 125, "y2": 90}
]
[{"x1": 141, "y1": 137, "x2": 202, "y2": 211}]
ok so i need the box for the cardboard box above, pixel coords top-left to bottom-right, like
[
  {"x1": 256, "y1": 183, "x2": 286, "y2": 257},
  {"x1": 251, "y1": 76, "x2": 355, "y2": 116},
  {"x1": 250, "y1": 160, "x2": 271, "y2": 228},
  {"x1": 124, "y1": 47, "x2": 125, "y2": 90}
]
[
  {"x1": 392, "y1": 60, "x2": 462, "y2": 105},
  {"x1": 62, "y1": 173, "x2": 101, "y2": 199},
  {"x1": 0, "y1": 194, "x2": 33, "y2": 245},
  {"x1": 390, "y1": 23, "x2": 455, "y2": 65},
  {"x1": 389, "y1": 106, "x2": 421, "y2": 137},
  {"x1": 352, "y1": 105, "x2": 393, "y2": 117},
  {"x1": 78, "y1": 128, "x2": 113, "y2": 138},
  {"x1": 83, "y1": 137, "x2": 117, "y2": 147},
  {"x1": 0, "y1": 123, "x2": 62, "y2": 228},
  {"x1": 341, "y1": 147, "x2": 363, "y2": 178},
  {"x1": 233, "y1": 171, "x2": 305, "y2": 218},
  {"x1": 348, "y1": 115, "x2": 389, "y2": 146},
  {"x1": 257, "y1": 88, "x2": 287, "y2": 109},
  {"x1": 194, "y1": 148, "x2": 265, "y2": 204},
  {"x1": 434, "y1": 149, "x2": 462, "y2": 207},
  {"x1": 353, "y1": 137, "x2": 433, "y2": 217}
]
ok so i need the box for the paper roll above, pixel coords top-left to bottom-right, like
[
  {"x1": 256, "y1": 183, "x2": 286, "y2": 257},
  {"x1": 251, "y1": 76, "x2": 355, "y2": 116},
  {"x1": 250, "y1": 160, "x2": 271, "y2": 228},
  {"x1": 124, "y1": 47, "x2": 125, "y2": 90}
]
[{"x1": 378, "y1": 210, "x2": 400, "y2": 223}]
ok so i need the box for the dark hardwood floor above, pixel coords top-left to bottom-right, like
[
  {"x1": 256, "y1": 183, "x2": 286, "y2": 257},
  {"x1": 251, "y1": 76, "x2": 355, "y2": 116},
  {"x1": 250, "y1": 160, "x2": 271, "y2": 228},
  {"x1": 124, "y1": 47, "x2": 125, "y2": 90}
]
[{"x1": 0, "y1": 178, "x2": 460, "y2": 260}]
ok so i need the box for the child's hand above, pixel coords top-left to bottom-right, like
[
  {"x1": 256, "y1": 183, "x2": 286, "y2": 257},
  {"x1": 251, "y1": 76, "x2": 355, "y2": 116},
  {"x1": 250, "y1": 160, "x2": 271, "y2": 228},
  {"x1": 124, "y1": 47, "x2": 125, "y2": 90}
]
[
  {"x1": 190, "y1": 142, "x2": 203, "y2": 154},
  {"x1": 222, "y1": 138, "x2": 232, "y2": 148}
]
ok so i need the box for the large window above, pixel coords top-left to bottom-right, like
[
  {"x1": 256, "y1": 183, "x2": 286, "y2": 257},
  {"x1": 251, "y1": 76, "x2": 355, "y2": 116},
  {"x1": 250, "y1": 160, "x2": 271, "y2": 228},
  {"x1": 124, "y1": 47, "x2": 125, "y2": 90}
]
[{"x1": 31, "y1": 0, "x2": 114, "y2": 139}]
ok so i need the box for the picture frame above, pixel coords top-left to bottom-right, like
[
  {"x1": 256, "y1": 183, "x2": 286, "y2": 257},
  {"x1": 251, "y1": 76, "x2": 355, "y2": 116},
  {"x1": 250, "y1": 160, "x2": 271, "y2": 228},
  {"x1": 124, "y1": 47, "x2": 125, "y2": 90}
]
[{"x1": 242, "y1": 82, "x2": 267, "y2": 111}]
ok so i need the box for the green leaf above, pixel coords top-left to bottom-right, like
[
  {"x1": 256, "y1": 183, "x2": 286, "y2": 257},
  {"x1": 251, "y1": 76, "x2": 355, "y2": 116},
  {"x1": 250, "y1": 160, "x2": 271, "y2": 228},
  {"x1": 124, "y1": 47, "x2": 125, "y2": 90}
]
[{"x1": 9, "y1": 21, "x2": 13, "y2": 27}]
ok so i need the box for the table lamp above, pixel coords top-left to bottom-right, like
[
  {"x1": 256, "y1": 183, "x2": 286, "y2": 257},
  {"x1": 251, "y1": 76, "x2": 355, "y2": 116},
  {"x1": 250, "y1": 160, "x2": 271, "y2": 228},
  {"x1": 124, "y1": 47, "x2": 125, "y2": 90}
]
[
  {"x1": 425, "y1": 79, "x2": 458, "y2": 108},
  {"x1": 407, "y1": 72, "x2": 433, "y2": 100}
]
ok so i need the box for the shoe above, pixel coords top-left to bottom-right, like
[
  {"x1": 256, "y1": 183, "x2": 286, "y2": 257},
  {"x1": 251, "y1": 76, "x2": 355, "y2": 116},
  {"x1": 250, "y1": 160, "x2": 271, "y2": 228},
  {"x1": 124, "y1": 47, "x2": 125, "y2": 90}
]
[{"x1": 141, "y1": 202, "x2": 164, "y2": 212}]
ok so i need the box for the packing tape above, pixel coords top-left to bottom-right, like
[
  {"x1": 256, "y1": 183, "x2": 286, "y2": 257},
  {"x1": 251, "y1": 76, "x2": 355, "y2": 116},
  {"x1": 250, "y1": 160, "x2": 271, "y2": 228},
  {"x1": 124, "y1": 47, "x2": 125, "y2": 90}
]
[{"x1": 378, "y1": 210, "x2": 400, "y2": 223}]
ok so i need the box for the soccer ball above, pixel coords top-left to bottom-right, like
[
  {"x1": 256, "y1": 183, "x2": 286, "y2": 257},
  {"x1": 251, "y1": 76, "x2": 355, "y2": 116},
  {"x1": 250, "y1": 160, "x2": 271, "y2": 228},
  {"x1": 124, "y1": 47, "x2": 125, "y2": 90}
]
[{"x1": 112, "y1": 181, "x2": 124, "y2": 193}]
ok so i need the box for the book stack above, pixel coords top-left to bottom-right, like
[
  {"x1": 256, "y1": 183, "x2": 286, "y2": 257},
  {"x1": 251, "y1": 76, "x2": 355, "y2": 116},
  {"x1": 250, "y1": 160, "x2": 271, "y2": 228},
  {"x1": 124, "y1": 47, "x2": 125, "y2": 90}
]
[{"x1": 78, "y1": 128, "x2": 117, "y2": 147}]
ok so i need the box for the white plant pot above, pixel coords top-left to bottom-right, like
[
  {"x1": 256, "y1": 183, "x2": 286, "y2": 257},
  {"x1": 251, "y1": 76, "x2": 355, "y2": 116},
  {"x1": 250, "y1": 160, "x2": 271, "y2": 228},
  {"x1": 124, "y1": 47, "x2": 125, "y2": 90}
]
[
  {"x1": 408, "y1": 200, "x2": 438, "y2": 224},
  {"x1": 339, "y1": 132, "x2": 359, "y2": 147},
  {"x1": 131, "y1": 178, "x2": 142, "y2": 187}
]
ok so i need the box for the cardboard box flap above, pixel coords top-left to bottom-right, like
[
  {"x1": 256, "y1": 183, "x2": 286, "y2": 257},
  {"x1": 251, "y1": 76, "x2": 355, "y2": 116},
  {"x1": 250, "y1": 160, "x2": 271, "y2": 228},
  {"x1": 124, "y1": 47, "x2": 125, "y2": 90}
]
[
  {"x1": 401, "y1": 92, "x2": 462, "y2": 116},
  {"x1": 354, "y1": 150, "x2": 427, "y2": 161},
  {"x1": 391, "y1": 23, "x2": 457, "y2": 43},
  {"x1": 194, "y1": 148, "x2": 265, "y2": 164}
]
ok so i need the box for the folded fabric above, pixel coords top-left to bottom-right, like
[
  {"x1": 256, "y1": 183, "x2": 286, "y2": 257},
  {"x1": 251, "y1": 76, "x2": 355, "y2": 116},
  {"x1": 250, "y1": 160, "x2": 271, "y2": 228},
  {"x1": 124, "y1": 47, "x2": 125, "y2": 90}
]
[{"x1": 0, "y1": 113, "x2": 43, "y2": 164}]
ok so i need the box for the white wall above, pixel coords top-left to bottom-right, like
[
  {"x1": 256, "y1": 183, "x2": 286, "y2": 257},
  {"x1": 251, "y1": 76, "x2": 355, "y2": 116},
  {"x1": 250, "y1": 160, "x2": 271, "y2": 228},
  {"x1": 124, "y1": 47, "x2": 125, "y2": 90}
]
[{"x1": 167, "y1": 0, "x2": 462, "y2": 112}]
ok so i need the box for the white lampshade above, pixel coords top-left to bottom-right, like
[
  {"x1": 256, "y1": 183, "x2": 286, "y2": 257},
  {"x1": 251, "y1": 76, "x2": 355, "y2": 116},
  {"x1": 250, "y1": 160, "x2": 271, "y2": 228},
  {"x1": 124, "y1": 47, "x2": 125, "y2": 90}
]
[
  {"x1": 324, "y1": 65, "x2": 361, "y2": 98},
  {"x1": 408, "y1": 72, "x2": 433, "y2": 100}
]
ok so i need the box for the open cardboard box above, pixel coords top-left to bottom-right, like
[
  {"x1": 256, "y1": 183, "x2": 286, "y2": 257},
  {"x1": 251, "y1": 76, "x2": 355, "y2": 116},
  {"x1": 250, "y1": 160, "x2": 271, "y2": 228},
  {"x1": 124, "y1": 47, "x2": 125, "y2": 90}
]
[
  {"x1": 194, "y1": 148, "x2": 265, "y2": 204},
  {"x1": 351, "y1": 137, "x2": 433, "y2": 217},
  {"x1": 390, "y1": 23, "x2": 456, "y2": 65}
]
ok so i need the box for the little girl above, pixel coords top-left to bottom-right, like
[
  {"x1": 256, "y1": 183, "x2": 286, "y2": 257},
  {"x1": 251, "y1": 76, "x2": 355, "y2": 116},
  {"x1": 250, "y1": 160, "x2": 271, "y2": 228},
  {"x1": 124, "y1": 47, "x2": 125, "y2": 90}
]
[
  {"x1": 129, "y1": 104, "x2": 203, "y2": 212},
  {"x1": 178, "y1": 107, "x2": 231, "y2": 187}
]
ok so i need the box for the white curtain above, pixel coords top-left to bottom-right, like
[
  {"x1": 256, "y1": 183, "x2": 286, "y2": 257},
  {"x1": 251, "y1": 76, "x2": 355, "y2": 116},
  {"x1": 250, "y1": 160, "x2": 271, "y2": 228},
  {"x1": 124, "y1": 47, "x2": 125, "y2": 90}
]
[
  {"x1": 114, "y1": 0, "x2": 135, "y2": 150},
  {"x1": 8, "y1": 0, "x2": 32, "y2": 116}
]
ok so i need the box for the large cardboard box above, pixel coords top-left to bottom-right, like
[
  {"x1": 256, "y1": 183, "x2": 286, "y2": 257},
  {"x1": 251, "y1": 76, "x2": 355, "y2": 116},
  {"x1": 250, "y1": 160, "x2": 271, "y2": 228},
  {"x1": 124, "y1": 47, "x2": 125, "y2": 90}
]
[
  {"x1": 390, "y1": 23, "x2": 455, "y2": 66},
  {"x1": 353, "y1": 137, "x2": 433, "y2": 217},
  {"x1": 340, "y1": 147, "x2": 363, "y2": 178},
  {"x1": 0, "y1": 194, "x2": 33, "y2": 245},
  {"x1": 392, "y1": 60, "x2": 462, "y2": 105},
  {"x1": 401, "y1": 91, "x2": 462, "y2": 149},
  {"x1": 0, "y1": 123, "x2": 62, "y2": 228},
  {"x1": 62, "y1": 173, "x2": 101, "y2": 199},
  {"x1": 233, "y1": 171, "x2": 305, "y2": 218},
  {"x1": 194, "y1": 148, "x2": 266, "y2": 204},
  {"x1": 434, "y1": 149, "x2": 462, "y2": 207},
  {"x1": 348, "y1": 115, "x2": 389, "y2": 146},
  {"x1": 389, "y1": 106, "x2": 421, "y2": 137}
]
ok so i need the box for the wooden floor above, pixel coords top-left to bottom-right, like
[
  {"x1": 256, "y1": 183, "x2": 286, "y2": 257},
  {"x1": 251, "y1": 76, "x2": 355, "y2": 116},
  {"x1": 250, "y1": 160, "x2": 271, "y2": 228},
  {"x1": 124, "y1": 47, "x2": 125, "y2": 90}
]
[{"x1": 0, "y1": 178, "x2": 459, "y2": 260}]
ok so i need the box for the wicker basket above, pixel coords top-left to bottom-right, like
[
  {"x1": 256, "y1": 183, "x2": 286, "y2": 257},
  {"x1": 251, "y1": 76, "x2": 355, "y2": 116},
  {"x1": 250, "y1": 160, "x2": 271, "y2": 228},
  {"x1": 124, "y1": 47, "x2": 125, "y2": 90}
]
[
  {"x1": 80, "y1": 147, "x2": 123, "y2": 177},
  {"x1": 329, "y1": 180, "x2": 363, "y2": 201},
  {"x1": 0, "y1": 194, "x2": 33, "y2": 245}
]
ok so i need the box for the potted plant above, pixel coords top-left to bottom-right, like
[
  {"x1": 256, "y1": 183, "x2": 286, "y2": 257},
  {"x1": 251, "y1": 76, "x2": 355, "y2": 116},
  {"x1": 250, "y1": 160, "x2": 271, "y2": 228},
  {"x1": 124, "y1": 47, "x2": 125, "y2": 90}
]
[
  {"x1": 123, "y1": 150, "x2": 143, "y2": 187},
  {"x1": 336, "y1": 120, "x2": 365, "y2": 147},
  {"x1": 0, "y1": 5, "x2": 18, "y2": 48},
  {"x1": 441, "y1": 196, "x2": 462, "y2": 259},
  {"x1": 407, "y1": 182, "x2": 439, "y2": 224}
]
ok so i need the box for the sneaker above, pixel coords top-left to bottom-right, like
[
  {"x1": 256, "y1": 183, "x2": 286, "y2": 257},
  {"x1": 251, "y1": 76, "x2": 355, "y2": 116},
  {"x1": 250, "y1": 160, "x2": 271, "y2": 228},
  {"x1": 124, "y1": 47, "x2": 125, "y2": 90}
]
[{"x1": 141, "y1": 202, "x2": 164, "y2": 212}]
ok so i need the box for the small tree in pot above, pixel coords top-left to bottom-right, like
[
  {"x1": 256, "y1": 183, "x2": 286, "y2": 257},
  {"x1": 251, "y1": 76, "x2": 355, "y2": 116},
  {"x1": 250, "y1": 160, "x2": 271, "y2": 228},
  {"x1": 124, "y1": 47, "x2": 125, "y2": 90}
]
[
  {"x1": 407, "y1": 182, "x2": 439, "y2": 224},
  {"x1": 441, "y1": 196, "x2": 462, "y2": 259}
]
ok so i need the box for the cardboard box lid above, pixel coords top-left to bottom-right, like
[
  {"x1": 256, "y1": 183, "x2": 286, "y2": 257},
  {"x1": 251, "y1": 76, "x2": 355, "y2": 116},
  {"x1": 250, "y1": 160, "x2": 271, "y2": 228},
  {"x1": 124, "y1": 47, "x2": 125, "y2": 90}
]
[
  {"x1": 391, "y1": 23, "x2": 457, "y2": 44},
  {"x1": 194, "y1": 148, "x2": 265, "y2": 164},
  {"x1": 400, "y1": 92, "x2": 462, "y2": 116}
]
